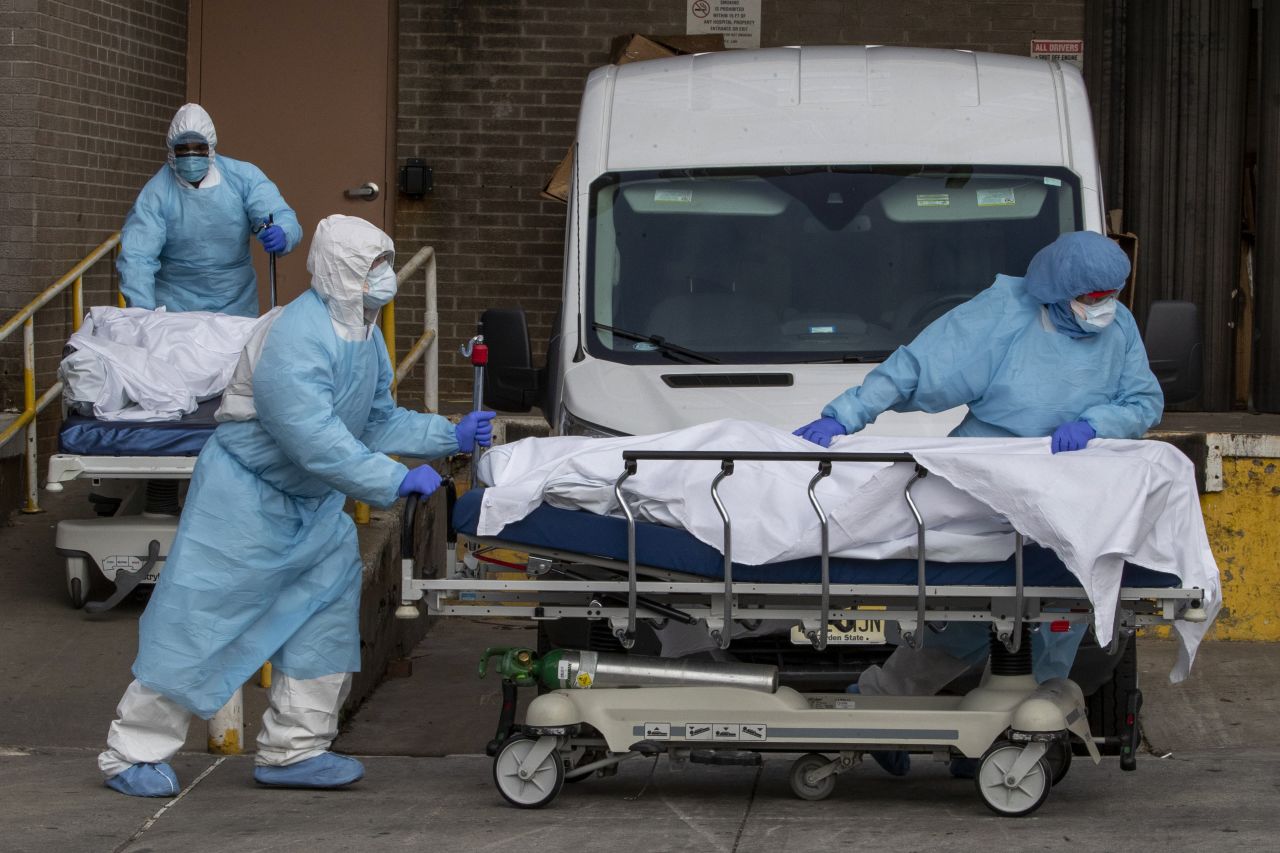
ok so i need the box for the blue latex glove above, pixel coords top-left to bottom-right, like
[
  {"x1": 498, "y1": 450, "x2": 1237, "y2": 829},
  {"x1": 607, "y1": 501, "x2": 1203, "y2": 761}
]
[
  {"x1": 258, "y1": 224, "x2": 287, "y2": 254},
  {"x1": 398, "y1": 465, "x2": 442, "y2": 498},
  {"x1": 455, "y1": 410, "x2": 496, "y2": 453},
  {"x1": 793, "y1": 416, "x2": 847, "y2": 448},
  {"x1": 1051, "y1": 419, "x2": 1096, "y2": 453}
]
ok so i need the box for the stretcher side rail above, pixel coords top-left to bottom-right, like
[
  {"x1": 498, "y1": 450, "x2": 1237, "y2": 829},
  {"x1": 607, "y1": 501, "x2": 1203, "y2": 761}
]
[
  {"x1": 402, "y1": 448, "x2": 1209, "y2": 653},
  {"x1": 45, "y1": 453, "x2": 196, "y2": 490},
  {"x1": 420, "y1": 565, "x2": 1202, "y2": 641},
  {"x1": 615, "y1": 449, "x2": 975, "y2": 652}
]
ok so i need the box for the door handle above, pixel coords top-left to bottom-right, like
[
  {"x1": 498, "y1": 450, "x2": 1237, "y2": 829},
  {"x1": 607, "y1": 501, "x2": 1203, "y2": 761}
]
[{"x1": 344, "y1": 182, "x2": 380, "y2": 201}]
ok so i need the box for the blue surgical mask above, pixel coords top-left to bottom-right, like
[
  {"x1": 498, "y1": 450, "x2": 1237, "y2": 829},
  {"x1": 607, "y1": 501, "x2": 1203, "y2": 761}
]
[
  {"x1": 174, "y1": 155, "x2": 209, "y2": 184},
  {"x1": 362, "y1": 262, "x2": 398, "y2": 309},
  {"x1": 1070, "y1": 296, "x2": 1118, "y2": 331}
]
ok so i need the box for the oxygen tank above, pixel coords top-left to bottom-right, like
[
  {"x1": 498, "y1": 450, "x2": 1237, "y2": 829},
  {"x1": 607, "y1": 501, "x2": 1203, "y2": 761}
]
[{"x1": 480, "y1": 647, "x2": 778, "y2": 693}]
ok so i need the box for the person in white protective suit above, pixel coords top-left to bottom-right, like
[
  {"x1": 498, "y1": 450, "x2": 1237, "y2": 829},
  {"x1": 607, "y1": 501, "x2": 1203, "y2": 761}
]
[
  {"x1": 98, "y1": 215, "x2": 496, "y2": 796},
  {"x1": 117, "y1": 103, "x2": 303, "y2": 317}
]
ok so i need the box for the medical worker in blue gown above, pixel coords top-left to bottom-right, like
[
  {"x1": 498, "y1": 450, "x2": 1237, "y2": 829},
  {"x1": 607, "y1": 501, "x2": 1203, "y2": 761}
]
[
  {"x1": 98, "y1": 214, "x2": 497, "y2": 797},
  {"x1": 794, "y1": 230, "x2": 1163, "y2": 775},
  {"x1": 117, "y1": 103, "x2": 303, "y2": 317}
]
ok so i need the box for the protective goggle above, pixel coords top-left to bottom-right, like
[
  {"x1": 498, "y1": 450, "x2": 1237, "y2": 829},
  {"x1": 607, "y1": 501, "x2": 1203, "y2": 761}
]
[
  {"x1": 173, "y1": 142, "x2": 211, "y2": 157},
  {"x1": 1077, "y1": 289, "x2": 1119, "y2": 305}
]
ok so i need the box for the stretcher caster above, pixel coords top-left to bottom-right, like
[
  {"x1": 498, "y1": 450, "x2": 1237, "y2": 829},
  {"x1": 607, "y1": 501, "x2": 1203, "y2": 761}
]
[
  {"x1": 789, "y1": 753, "x2": 837, "y2": 801},
  {"x1": 974, "y1": 741, "x2": 1052, "y2": 817},
  {"x1": 66, "y1": 557, "x2": 90, "y2": 609},
  {"x1": 1046, "y1": 738, "x2": 1072, "y2": 785},
  {"x1": 493, "y1": 736, "x2": 563, "y2": 808}
]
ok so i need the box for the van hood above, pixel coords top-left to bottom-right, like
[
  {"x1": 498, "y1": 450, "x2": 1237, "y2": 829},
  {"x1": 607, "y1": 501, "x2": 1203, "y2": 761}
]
[{"x1": 560, "y1": 358, "x2": 965, "y2": 437}]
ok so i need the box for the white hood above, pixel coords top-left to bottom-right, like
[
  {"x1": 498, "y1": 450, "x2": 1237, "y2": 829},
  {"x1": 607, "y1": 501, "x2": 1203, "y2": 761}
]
[
  {"x1": 165, "y1": 103, "x2": 218, "y2": 172},
  {"x1": 307, "y1": 214, "x2": 395, "y2": 340}
]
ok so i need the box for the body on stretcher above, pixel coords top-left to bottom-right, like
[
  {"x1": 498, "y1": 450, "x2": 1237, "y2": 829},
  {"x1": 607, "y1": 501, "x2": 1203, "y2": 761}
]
[
  {"x1": 398, "y1": 449, "x2": 1212, "y2": 815},
  {"x1": 46, "y1": 398, "x2": 218, "y2": 611}
]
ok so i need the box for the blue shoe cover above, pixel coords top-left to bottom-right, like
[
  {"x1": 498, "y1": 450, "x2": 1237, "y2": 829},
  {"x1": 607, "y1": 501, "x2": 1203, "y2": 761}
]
[
  {"x1": 950, "y1": 757, "x2": 980, "y2": 779},
  {"x1": 253, "y1": 752, "x2": 364, "y2": 789},
  {"x1": 105, "y1": 762, "x2": 180, "y2": 797},
  {"x1": 870, "y1": 750, "x2": 911, "y2": 776}
]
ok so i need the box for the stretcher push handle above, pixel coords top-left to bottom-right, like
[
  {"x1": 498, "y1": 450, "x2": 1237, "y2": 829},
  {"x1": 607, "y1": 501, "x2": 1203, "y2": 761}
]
[{"x1": 805, "y1": 460, "x2": 833, "y2": 651}]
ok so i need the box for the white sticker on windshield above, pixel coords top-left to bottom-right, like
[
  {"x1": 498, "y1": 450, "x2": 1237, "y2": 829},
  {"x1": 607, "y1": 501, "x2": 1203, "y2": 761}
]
[
  {"x1": 1044, "y1": 176, "x2": 1063, "y2": 187},
  {"x1": 654, "y1": 189, "x2": 693, "y2": 203},
  {"x1": 808, "y1": 325, "x2": 836, "y2": 334},
  {"x1": 916, "y1": 193, "x2": 950, "y2": 207},
  {"x1": 976, "y1": 188, "x2": 1016, "y2": 207},
  {"x1": 633, "y1": 342, "x2": 658, "y2": 351}
]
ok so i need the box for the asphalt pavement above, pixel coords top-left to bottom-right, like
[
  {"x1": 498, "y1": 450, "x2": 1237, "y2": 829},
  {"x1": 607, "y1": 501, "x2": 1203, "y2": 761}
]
[{"x1": 2, "y1": 482, "x2": 1278, "y2": 852}]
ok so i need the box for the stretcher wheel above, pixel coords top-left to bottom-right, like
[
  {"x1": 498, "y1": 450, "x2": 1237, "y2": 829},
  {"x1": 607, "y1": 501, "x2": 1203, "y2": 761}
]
[
  {"x1": 493, "y1": 736, "x2": 564, "y2": 808},
  {"x1": 1046, "y1": 739, "x2": 1072, "y2": 785},
  {"x1": 66, "y1": 557, "x2": 90, "y2": 609},
  {"x1": 974, "y1": 741, "x2": 1051, "y2": 817},
  {"x1": 789, "y1": 753, "x2": 837, "y2": 801}
]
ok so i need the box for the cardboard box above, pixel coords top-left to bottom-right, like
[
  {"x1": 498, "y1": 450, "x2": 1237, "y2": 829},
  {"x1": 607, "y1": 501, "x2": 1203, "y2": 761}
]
[
  {"x1": 541, "y1": 34, "x2": 727, "y2": 202},
  {"x1": 610, "y1": 33, "x2": 727, "y2": 65}
]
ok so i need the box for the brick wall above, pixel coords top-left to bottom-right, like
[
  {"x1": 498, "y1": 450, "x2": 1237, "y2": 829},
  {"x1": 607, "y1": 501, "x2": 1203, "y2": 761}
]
[
  {"x1": 394, "y1": 0, "x2": 1085, "y2": 408},
  {"x1": 0, "y1": 1, "x2": 186, "y2": 509}
]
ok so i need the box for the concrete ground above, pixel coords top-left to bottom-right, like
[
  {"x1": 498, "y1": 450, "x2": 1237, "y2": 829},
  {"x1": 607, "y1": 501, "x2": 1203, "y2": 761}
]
[{"x1": 2, "y1": 483, "x2": 1279, "y2": 851}]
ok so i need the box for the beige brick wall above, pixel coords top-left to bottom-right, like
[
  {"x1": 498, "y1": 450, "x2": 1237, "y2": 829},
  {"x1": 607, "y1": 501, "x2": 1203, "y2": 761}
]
[{"x1": 394, "y1": 0, "x2": 1086, "y2": 408}]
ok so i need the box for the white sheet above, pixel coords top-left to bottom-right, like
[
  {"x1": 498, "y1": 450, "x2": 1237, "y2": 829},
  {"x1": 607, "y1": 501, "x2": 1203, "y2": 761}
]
[
  {"x1": 476, "y1": 419, "x2": 1220, "y2": 682},
  {"x1": 60, "y1": 307, "x2": 277, "y2": 421}
]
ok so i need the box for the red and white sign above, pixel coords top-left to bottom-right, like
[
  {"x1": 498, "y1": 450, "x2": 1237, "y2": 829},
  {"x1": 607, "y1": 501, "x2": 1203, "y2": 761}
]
[{"x1": 1030, "y1": 39, "x2": 1084, "y2": 70}]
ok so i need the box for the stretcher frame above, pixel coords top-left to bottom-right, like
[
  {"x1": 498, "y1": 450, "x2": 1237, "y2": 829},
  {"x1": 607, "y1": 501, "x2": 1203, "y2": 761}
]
[
  {"x1": 402, "y1": 448, "x2": 1210, "y2": 814},
  {"x1": 46, "y1": 453, "x2": 194, "y2": 611}
]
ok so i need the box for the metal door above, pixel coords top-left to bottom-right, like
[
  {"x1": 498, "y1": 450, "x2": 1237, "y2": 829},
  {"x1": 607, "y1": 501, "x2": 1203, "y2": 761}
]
[{"x1": 187, "y1": 0, "x2": 396, "y2": 310}]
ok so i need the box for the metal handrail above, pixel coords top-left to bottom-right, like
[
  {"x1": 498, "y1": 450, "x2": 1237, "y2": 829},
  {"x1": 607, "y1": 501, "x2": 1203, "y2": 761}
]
[
  {"x1": 0, "y1": 232, "x2": 121, "y2": 512},
  {"x1": 356, "y1": 245, "x2": 440, "y2": 526},
  {"x1": 3, "y1": 235, "x2": 438, "y2": 518},
  {"x1": 381, "y1": 244, "x2": 439, "y2": 411}
]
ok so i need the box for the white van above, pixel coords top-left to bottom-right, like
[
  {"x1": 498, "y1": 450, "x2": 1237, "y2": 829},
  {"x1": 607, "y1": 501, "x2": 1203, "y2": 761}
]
[{"x1": 479, "y1": 45, "x2": 1199, "y2": 752}]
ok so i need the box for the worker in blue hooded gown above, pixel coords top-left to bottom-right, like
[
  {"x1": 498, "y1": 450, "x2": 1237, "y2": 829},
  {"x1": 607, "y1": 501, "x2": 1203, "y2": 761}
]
[
  {"x1": 794, "y1": 230, "x2": 1163, "y2": 776},
  {"x1": 98, "y1": 214, "x2": 497, "y2": 797},
  {"x1": 117, "y1": 103, "x2": 303, "y2": 317}
]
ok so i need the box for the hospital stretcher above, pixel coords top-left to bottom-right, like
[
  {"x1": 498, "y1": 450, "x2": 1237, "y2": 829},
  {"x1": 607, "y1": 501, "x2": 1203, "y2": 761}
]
[
  {"x1": 45, "y1": 399, "x2": 218, "y2": 610},
  {"x1": 398, "y1": 449, "x2": 1210, "y2": 815}
]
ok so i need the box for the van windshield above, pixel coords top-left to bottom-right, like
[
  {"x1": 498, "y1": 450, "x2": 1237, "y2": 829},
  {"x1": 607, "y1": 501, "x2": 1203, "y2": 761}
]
[{"x1": 585, "y1": 166, "x2": 1083, "y2": 364}]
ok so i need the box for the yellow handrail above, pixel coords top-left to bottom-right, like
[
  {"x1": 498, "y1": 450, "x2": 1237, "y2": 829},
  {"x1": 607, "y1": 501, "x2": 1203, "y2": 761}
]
[
  {"x1": 2, "y1": 234, "x2": 438, "y2": 519},
  {"x1": 381, "y1": 245, "x2": 439, "y2": 410},
  {"x1": 0, "y1": 232, "x2": 121, "y2": 512},
  {"x1": 356, "y1": 245, "x2": 440, "y2": 525}
]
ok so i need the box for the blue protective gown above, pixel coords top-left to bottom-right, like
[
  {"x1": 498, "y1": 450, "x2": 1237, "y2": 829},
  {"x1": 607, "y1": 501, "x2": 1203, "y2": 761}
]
[
  {"x1": 821, "y1": 232, "x2": 1163, "y2": 681},
  {"x1": 132, "y1": 287, "x2": 457, "y2": 718},
  {"x1": 117, "y1": 156, "x2": 302, "y2": 317},
  {"x1": 821, "y1": 275, "x2": 1163, "y2": 440}
]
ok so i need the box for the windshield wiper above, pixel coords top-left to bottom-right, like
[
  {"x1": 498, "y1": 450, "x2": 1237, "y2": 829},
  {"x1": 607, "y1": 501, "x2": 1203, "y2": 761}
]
[
  {"x1": 592, "y1": 323, "x2": 721, "y2": 364},
  {"x1": 792, "y1": 352, "x2": 893, "y2": 364}
]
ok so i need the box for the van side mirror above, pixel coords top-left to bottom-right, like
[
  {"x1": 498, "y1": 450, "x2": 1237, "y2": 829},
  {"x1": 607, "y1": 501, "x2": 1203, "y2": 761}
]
[
  {"x1": 480, "y1": 307, "x2": 543, "y2": 413},
  {"x1": 1143, "y1": 300, "x2": 1202, "y2": 406}
]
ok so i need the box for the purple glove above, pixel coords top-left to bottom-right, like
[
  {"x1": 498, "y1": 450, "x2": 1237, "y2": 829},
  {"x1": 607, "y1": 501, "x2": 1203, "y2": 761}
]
[
  {"x1": 1051, "y1": 420, "x2": 1096, "y2": 454},
  {"x1": 257, "y1": 224, "x2": 286, "y2": 254},
  {"x1": 793, "y1": 416, "x2": 847, "y2": 448},
  {"x1": 398, "y1": 465, "x2": 442, "y2": 498},
  {"x1": 455, "y1": 410, "x2": 496, "y2": 454}
]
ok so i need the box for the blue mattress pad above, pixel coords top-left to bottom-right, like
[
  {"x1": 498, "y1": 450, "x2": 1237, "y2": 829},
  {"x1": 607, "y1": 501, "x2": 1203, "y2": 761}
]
[
  {"x1": 58, "y1": 397, "x2": 221, "y2": 457},
  {"x1": 452, "y1": 487, "x2": 1180, "y2": 589}
]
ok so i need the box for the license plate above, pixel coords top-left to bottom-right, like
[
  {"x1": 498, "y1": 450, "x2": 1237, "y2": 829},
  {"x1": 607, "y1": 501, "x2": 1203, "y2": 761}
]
[{"x1": 790, "y1": 619, "x2": 886, "y2": 645}]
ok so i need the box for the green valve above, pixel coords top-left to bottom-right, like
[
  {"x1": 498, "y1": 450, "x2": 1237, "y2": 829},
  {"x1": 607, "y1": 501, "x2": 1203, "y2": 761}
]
[{"x1": 478, "y1": 647, "x2": 567, "y2": 689}]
